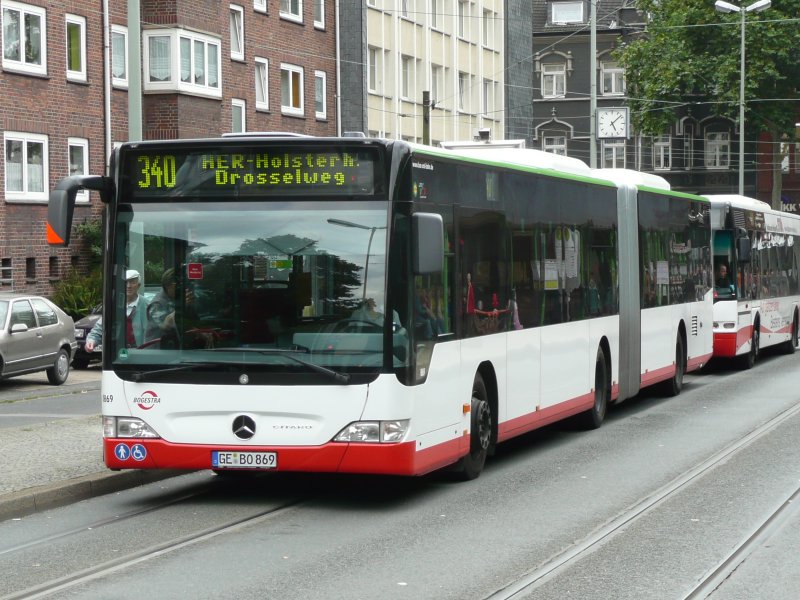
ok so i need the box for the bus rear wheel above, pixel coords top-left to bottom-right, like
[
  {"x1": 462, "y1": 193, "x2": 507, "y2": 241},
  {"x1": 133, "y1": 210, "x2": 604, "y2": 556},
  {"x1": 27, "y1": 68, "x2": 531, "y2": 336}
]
[
  {"x1": 576, "y1": 346, "x2": 609, "y2": 429},
  {"x1": 782, "y1": 314, "x2": 798, "y2": 355},
  {"x1": 662, "y1": 334, "x2": 685, "y2": 397},
  {"x1": 739, "y1": 320, "x2": 760, "y2": 370},
  {"x1": 454, "y1": 374, "x2": 492, "y2": 480}
]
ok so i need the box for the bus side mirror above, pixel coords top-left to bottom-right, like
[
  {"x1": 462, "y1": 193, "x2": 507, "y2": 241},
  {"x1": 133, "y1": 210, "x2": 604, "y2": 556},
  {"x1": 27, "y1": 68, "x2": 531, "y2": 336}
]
[
  {"x1": 47, "y1": 175, "x2": 112, "y2": 246},
  {"x1": 737, "y1": 236, "x2": 751, "y2": 264},
  {"x1": 412, "y1": 212, "x2": 443, "y2": 274}
]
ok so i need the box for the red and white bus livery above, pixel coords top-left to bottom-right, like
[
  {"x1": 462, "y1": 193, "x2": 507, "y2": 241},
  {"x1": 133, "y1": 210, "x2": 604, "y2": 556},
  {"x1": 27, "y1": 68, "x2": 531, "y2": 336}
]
[
  {"x1": 707, "y1": 194, "x2": 800, "y2": 367},
  {"x1": 48, "y1": 137, "x2": 714, "y2": 479}
]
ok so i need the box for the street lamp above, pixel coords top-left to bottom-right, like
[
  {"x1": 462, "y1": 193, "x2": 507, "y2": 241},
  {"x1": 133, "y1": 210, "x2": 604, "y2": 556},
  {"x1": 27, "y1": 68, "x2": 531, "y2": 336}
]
[
  {"x1": 327, "y1": 218, "x2": 387, "y2": 300},
  {"x1": 714, "y1": 0, "x2": 771, "y2": 195}
]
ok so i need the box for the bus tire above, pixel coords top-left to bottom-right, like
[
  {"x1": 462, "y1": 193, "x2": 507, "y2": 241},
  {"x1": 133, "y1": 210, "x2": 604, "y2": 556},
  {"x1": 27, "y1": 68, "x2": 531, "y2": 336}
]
[
  {"x1": 576, "y1": 345, "x2": 609, "y2": 430},
  {"x1": 781, "y1": 313, "x2": 798, "y2": 355},
  {"x1": 662, "y1": 334, "x2": 685, "y2": 397},
  {"x1": 739, "y1": 319, "x2": 760, "y2": 370},
  {"x1": 454, "y1": 374, "x2": 492, "y2": 480}
]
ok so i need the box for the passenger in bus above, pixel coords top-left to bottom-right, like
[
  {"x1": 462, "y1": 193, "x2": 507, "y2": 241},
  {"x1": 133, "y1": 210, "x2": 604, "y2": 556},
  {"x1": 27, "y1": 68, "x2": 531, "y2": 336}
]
[
  {"x1": 145, "y1": 268, "x2": 201, "y2": 347},
  {"x1": 715, "y1": 264, "x2": 730, "y2": 288},
  {"x1": 85, "y1": 269, "x2": 149, "y2": 351}
]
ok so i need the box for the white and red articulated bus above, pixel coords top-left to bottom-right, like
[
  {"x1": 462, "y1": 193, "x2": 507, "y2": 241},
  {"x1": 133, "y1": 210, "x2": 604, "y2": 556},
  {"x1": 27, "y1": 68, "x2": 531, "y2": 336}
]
[{"x1": 48, "y1": 136, "x2": 714, "y2": 479}]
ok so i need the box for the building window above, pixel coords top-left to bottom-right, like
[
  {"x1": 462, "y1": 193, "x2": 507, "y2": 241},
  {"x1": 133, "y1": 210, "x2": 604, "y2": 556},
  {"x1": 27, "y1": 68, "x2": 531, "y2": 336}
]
[
  {"x1": 65, "y1": 14, "x2": 86, "y2": 82},
  {"x1": 431, "y1": 0, "x2": 440, "y2": 29},
  {"x1": 314, "y1": 70, "x2": 326, "y2": 119},
  {"x1": 143, "y1": 30, "x2": 221, "y2": 98},
  {"x1": 25, "y1": 257, "x2": 35, "y2": 281},
  {"x1": 2, "y1": 0, "x2": 47, "y2": 76},
  {"x1": 368, "y1": 46, "x2": 382, "y2": 94},
  {"x1": 255, "y1": 57, "x2": 269, "y2": 110},
  {"x1": 281, "y1": 63, "x2": 304, "y2": 115},
  {"x1": 230, "y1": 5, "x2": 244, "y2": 61},
  {"x1": 482, "y1": 9, "x2": 493, "y2": 48},
  {"x1": 111, "y1": 25, "x2": 128, "y2": 88},
  {"x1": 4, "y1": 131, "x2": 48, "y2": 201},
  {"x1": 543, "y1": 135, "x2": 567, "y2": 156},
  {"x1": 400, "y1": 0, "x2": 409, "y2": 18},
  {"x1": 1, "y1": 258, "x2": 11, "y2": 285},
  {"x1": 232, "y1": 98, "x2": 245, "y2": 132},
  {"x1": 401, "y1": 55, "x2": 412, "y2": 100},
  {"x1": 313, "y1": 0, "x2": 324, "y2": 28},
  {"x1": 602, "y1": 139, "x2": 626, "y2": 168},
  {"x1": 684, "y1": 123, "x2": 695, "y2": 170},
  {"x1": 68, "y1": 137, "x2": 89, "y2": 203},
  {"x1": 601, "y1": 60, "x2": 624, "y2": 96},
  {"x1": 458, "y1": 71, "x2": 469, "y2": 112},
  {"x1": 482, "y1": 79, "x2": 493, "y2": 117},
  {"x1": 280, "y1": 0, "x2": 302, "y2": 23},
  {"x1": 705, "y1": 131, "x2": 730, "y2": 169},
  {"x1": 431, "y1": 64, "x2": 443, "y2": 105},
  {"x1": 254, "y1": 0, "x2": 267, "y2": 13},
  {"x1": 457, "y1": 1, "x2": 468, "y2": 38},
  {"x1": 550, "y1": 1, "x2": 584, "y2": 24},
  {"x1": 654, "y1": 135, "x2": 671, "y2": 171},
  {"x1": 49, "y1": 256, "x2": 58, "y2": 280},
  {"x1": 542, "y1": 63, "x2": 566, "y2": 98}
]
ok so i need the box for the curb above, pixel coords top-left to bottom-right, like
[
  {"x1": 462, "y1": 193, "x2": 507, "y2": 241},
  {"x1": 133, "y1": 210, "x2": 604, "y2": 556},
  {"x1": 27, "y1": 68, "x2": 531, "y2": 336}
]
[{"x1": 0, "y1": 469, "x2": 187, "y2": 522}]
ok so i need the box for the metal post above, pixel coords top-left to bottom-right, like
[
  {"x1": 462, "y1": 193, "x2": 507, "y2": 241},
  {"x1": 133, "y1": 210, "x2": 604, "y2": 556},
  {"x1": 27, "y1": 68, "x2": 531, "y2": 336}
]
[
  {"x1": 423, "y1": 90, "x2": 431, "y2": 145},
  {"x1": 589, "y1": 0, "x2": 597, "y2": 168},
  {"x1": 738, "y1": 9, "x2": 745, "y2": 195}
]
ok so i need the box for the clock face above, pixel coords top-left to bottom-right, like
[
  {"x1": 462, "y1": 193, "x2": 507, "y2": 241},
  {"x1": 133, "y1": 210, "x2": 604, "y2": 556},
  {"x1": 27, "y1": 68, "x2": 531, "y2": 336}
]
[{"x1": 597, "y1": 108, "x2": 627, "y2": 138}]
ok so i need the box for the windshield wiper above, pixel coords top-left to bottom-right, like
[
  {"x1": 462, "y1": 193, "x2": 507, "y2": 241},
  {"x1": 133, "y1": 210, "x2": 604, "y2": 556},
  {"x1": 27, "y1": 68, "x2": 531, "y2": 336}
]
[
  {"x1": 208, "y1": 347, "x2": 350, "y2": 384},
  {"x1": 129, "y1": 361, "x2": 231, "y2": 382}
]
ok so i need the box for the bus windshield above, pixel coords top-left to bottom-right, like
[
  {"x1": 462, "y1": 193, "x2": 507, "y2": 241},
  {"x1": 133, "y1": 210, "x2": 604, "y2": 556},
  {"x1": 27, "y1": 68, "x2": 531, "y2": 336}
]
[{"x1": 110, "y1": 199, "x2": 405, "y2": 378}]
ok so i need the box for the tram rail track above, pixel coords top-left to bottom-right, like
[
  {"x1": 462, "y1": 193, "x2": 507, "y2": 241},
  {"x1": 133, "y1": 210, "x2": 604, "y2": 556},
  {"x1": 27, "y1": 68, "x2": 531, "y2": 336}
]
[{"x1": 483, "y1": 401, "x2": 800, "y2": 600}]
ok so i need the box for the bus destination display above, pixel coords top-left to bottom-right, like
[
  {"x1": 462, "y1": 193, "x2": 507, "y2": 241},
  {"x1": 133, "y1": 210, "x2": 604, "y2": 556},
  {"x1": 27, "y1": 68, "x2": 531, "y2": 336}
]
[{"x1": 123, "y1": 146, "x2": 378, "y2": 198}]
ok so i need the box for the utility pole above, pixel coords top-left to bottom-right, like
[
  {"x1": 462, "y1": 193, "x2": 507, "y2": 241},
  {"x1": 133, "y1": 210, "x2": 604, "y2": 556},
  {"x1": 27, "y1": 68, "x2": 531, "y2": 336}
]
[
  {"x1": 423, "y1": 90, "x2": 431, "y2": 145},
  {"x1": 589, "y1": 0, "x2": 597, "y2": 168}
]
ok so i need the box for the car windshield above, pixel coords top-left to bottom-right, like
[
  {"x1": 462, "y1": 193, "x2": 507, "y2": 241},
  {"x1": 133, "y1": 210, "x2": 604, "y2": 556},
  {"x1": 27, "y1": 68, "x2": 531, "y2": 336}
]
[{"x1": 109, "y1": 200, "x2": 407, "y2": 378}]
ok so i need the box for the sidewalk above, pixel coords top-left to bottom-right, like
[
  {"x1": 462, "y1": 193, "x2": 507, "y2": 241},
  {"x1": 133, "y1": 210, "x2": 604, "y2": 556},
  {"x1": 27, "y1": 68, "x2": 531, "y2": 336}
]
[{"x1": 0, "y1": 368, "x2": 178, "y2": 521}]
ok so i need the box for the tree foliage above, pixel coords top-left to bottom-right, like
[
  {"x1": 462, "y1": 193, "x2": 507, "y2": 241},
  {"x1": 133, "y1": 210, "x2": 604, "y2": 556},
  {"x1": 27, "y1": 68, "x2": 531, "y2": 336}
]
[{"x1": 617, "y1": 0, "x2": 800, "y2": 138}]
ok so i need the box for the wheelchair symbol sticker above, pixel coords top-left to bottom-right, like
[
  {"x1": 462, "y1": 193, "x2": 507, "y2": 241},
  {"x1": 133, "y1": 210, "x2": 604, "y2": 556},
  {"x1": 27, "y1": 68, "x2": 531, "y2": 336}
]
[
  {"x1": 131, "y1": 444, "x2": 147, "y2": 461},
  {"x1": 114, "y1": 444, "x2": 130, "y2": 460}
]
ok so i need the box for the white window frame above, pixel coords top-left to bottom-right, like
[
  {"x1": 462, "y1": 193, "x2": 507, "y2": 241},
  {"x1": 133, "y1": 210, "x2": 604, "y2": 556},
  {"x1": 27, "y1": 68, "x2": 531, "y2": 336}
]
[
  {"x1": 367, "y1": 46, "x2": 382, "y2": 94},
  {"x1": 230, "y1": 4, "x2": 244, "y2": 61},
  {"x1": 111, "y1": 25, "x2": 128, "y2": 88},
  {"x1": 67, "y1": 137, "x2": 89, "y2": 203},
  {"x1": 457, "y1": 1, "x2": 468, "y2": 39},
  {"x1": 431, "y1": 0, "x2": 440, "y2": 29},
  {"x1": 401, "y1": 55, "x2": 412, "y2": 100},
  {"x1": 254, "y1": 0, "x2": 267, "y2": 13},
  {"x1": 431, "y1": 64, "x2": 443, "y2": 105},
  {"x1": 280, "y1": 0, "x2": 303, "y2": 23},
  {"x1": 142, "y1": 29, "x2": 222, "y2": 99},
  {"x1": 255, "y1": 57, "x2": 269, "y2": 110},
  {"x1": 232, "y1": 98, "x2": 246, "y2": 133},
  {"x1": 313, "y1": 0, "x2": 324, "y2": 28},
  {"x1": 314, "y1": 70, "x2": 327, "y2": 119},
  {"x1": 458, "y1": 71, "x2": 469, "y2": 113},
  {"x1": 65, "y1": 13, "x2": 86, "y2": 82},
  {"x1": 3, "y1": 131, "x2": 48, "y2": 202},
  {"x1": 2, "y1": 0, "x2": 47, "y2": 76},
  {"x1": 542, "y1": 63, "x2": 566, "y2": 98},
  {"x1": 482, "y1": 9, "x2": 493, "y2": 48},
  {"x1": 482, "y1": 79, "x2": 493, "y2": 118},
  {"x1": 543, "y1": 136, "x2": 567, "y2": 156},
  {"x1": 601, "y1": 60, "x2": 625, "y2": 96},
  {"x1": 602, "y1": 139, "x2": 626, "y2": 168},
  {"x1": 280, "y1": 62, "x2": 304, "y2": 116},
  {"x1": 550, "y1": 1, "x2": 584, "y2": 24},
  {"x1": 654, "y1": 134, "x2": 671, "y2": 171},
  {"x1": 705, "y1": 131, "x2": 730, "y2": 169}
]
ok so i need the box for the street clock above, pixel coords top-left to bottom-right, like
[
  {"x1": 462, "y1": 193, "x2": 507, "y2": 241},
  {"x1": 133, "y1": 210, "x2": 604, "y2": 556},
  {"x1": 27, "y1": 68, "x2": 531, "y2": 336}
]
[{"x1": 597, "y1": 107, "x2": 629, "y2": 139}]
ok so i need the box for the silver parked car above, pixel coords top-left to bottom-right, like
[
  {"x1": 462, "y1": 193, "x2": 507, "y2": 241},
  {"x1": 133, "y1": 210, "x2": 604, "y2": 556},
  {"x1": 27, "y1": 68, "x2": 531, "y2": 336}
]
[{"x1": 0, "y1": 293, "x2": 78, "y2": 385}]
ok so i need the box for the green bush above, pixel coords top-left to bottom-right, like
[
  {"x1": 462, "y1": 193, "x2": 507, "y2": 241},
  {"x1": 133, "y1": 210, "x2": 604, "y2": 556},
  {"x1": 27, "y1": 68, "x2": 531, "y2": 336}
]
[{"x1": 52, "y1": 268, "x2": 102, "y2": 320}]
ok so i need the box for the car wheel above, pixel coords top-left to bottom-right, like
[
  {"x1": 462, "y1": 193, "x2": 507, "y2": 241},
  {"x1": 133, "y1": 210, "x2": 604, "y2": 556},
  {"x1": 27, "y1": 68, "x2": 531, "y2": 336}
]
[{"x1": 47, "y1": 348, "x2": 70, "y2": 385}]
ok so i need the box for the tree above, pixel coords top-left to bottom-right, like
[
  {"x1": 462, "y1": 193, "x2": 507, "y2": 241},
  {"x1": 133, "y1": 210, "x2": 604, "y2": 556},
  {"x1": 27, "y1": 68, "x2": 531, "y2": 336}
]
[{"x1": 617, "y1": 0, "x2": 800, "y2": 208}]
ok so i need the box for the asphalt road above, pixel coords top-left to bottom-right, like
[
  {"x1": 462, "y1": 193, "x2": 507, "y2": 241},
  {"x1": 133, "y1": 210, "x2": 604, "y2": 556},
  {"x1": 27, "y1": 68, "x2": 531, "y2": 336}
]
[{"x1": 1, "y1": 352, "x2": 799, "y2": 599}]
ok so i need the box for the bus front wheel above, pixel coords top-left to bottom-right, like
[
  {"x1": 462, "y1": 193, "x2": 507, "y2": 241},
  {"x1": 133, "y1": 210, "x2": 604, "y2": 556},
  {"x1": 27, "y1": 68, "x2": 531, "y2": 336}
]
[
  {"x1": 662, "y1": 334, "x2": 685, "y2": 397},
  {"x1": 739, "y1": 320, "x2": 760, "y2": 370},
  {"x1": 454, "y1": 374, "x2": 492, "y2": 480}
]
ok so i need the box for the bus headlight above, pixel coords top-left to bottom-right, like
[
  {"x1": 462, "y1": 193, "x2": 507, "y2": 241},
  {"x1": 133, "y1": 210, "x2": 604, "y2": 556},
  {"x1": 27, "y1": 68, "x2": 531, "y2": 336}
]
[
  {"x1": 103, "y1": 416, "x2": 160, "y2": 439},
  {"x1": 333, "y1": 420, "x2": 410, "y2": 443}
]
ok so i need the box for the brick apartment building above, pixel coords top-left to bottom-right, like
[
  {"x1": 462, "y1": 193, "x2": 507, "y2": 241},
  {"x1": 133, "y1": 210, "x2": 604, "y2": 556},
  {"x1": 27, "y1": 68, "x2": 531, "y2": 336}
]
[{"x1": 1, "y1": 0, "x2": 337, "y2": 295}]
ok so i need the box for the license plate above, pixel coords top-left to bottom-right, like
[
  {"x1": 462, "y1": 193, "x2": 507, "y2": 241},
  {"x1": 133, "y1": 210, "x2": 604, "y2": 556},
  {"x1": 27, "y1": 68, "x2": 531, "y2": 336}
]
[{"x1": 212, "y1": 451, "x2": 277, "y2": 469}]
